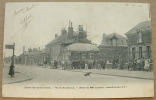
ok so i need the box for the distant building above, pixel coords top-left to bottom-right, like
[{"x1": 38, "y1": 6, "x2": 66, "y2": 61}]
[
  {"x1": 45, "y1": 21, "x2": 91, "y2": 62},
  {"x1": 125, "y1": 20, "x2": 152, "y2": 59},
  {"x1": 16, "y1": 47, "x2": 48, "y2": 65},
  {"x1": 101, "y1": 33, "x2": 127, "y2": 46},
  {"x1": 99, "y1": 32, "x2": 128, "y2": 62}
]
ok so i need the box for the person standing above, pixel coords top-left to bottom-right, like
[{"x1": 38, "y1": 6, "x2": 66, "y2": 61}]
[
  {"x1": 112, "y1": 57, "x2": 116, "y2": 69},
  {"x1": 62, "y1": 60, "x2": 65, "y2": 70},
  {"x1": 97, "y1": 61, "x2": 102, "y2": 70},
  {"x1": 93, "y1": 60, "x2": 96, "y2": 69},
  {"x1": 119, "y1": 58, "x2": 124, "y2": 70},
  {"x1": 65, "y1": 60, "x2": 68, "y2": 70},
  {"x1": 144, "y1": 58, "x2": 150, "y2": 71},
  {"x1": 54, "y1": 60, "x2": 58, "y2": 69},
  {"x1": 101, "y1": 59, "x2": 106, "y2": 70},
  {"x1": 85, "y1": 61, "x2": 88, "y2": 69},
  {"x1": 8, "y1": 63, "x2": 14, "y2": 77}
]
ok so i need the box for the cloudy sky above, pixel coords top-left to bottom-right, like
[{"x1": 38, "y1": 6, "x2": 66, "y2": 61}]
[{"x1": 4, "y1": 2, "x2": 150, "y2": 57}]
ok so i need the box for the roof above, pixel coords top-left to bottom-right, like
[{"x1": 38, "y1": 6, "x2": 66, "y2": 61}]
[
  {"x1": 65, "y1": 43, "x2": 99, "y2": 52},
  {"x1": 46, "y1": 31, "x2": 78, "y2": 45},
  {"x1": 105, "y1": 33, "x2": 126, "y2": 39},
  {"x1": 23, "y1": 49, "x2": 45, "y2": 56},
  {"x1": 46, "y1": 35, "x2": 63, "y2": 45},
  {"x1": 125, "y1": 20, "x2": 151, "y2": 35}
]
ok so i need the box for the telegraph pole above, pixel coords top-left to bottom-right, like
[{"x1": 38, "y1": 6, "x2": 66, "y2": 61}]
[{"x1": 12, "y1": 43, "x2": 15, "y2": 65}]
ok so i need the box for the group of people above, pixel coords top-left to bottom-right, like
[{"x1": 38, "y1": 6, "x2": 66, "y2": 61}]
[
  {"x1": 39, "y1": 57, "x2": 153, "y2": 72},
  {"x1": 48, "y1": 59, "x2": 107, "y2": 70},
  {"x1": 71, "y1": 60, "x2": 107, "y2": 70},
  {"x1": 128, "y1": 57, "x2": 152, "y2": 71},
  {"x1": 112, "y1": 57, "x2": 124, "y2": 70}
]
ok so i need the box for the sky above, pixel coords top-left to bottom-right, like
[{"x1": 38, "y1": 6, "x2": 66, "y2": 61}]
[{"x1": 4, "y1": 2, "x2": 150, "y2": 57}]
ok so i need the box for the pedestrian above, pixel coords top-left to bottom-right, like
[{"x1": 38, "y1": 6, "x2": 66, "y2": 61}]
[
  {"x1": 132, "y1": 59, "x2": 137, "y2": 71},
  {"x1": 144, "y1": 58, "x2": 150, "y2": 71},
  {"x1": 112, "y1": 57, "x2": 116, "y2": 69},
  {"x1": 85, "y1": 61, "x2": 88, "y2": 69},
  {"x1": 93, "y1": 60, "x2": 96, "y2": 69},
  {"x1": 54, "y1": 60, "x2": 58, "y2": 69},
  {"x1": 65, "y1": 60, "x2": 68, "y2": 70},
  {"x1": 88, "y1": 60, "x2": 93, "y2": 69},
  {"x1": 100, "y1": 59, "x2": 106, "y2": 70},
  {"x1": 97, "y1": 61, "x2": 101, "y2": 70},
  {"x1": 8, "y1": 63, "x2": 14, "y2": 77},
  {"x1": 68, "y1": 60, "x2": 72, "y2": 70},
  {"x1": 128, "y1": 58, "x2": 133, "y2": 71},
  {"x1": 119, "y1": 58, "x2": 124, "y2": 70},
  {"x1": 43, "y1": 61, "x2": 47, "y2": 68},
  {"x1": 50, "y1": 60, "x2": 54, "y2": 69},
  {"x1": 72, "y1": 61, "x2": 76, "y2": 70},
  {"x1": 62, "y1": 60, "x2": 65, "y2": 70},
  {"x1": 141, "y1": 58, "x2": 145, "y2": 71}
]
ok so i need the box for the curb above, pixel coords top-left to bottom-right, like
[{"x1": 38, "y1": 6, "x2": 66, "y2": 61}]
[
  {"x1": 3, "y1": 73, "x2": 33, "y2": 84},
  {"x1": 70, "y1": 70, "x2": 153, "y2": 80}
]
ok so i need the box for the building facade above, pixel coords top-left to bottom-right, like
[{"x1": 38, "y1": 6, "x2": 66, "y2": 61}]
[
  {"x1": 45, "y1": 21, "x2": 91, "y2": 62},
  {"x1": 64, "y1": 43, "x2": 99, "y2": 61},
  {"x1": 125, "y1": 20, "x2": 152, "y2": 59},
  {"x1": 16, "y1": 48, "x2": 48, "y2": 65},
  {"x1": 99, "y1": 32, "x2": 128, "y2": 62}
]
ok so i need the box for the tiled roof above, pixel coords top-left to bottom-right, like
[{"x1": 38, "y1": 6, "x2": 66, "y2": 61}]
[
  {"x1": 65, "y1": 43, "x2": 99, "y2": 52},
  {"x1": 125, "y1": 20, "x2": 151, "y2": 35}
]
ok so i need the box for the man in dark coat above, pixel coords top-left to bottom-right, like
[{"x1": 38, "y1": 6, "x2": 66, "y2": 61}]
[{"x1": 8, "y1": 63, "x2": 14, "y2": 77}]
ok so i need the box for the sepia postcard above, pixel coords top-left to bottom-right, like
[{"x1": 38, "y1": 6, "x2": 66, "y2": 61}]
[{"x1": 2, "y1": 2, "x2": 154, "y2": 98}]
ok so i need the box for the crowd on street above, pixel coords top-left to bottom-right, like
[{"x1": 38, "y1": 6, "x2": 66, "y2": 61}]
[
  {"x1": 46, "y1": 59, "x2": 107, "y2": 70},
  {"x1": 127, "y1": 57, "x2": 153, "y2": 71},
  {"x1": 40, "y1": 57, "x2": 153, "y2": 72}
]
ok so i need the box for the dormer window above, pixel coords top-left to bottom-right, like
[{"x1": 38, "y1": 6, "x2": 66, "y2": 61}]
[{"x1": 137, "y1": 29, "x2": 143, "y2": 43}]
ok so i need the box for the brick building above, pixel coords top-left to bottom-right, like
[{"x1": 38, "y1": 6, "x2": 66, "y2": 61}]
[{"x1": 125, "y1": 20, "x2": 152, "y2": 59}]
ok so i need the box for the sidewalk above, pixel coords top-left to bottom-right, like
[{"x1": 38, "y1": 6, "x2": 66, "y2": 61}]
[
  {"x1": 71, "y1": 69, "x2": 154, "y2": 80},
  {"x1": 2, "y1": 64, "x2": 33, "y2": 84}
]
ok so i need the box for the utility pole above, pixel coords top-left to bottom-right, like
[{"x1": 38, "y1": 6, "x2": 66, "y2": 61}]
[{"x1": 12, "y1": 43, "x2": 15, "y2": 65}]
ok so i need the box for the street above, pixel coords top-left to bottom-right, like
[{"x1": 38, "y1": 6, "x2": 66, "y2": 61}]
[
  {"x1": 2, "y1": 64, "x2": 154, "y2": 98},
  {"x1": 3, "y1": 64, "x2": 153, "y2": 85}
]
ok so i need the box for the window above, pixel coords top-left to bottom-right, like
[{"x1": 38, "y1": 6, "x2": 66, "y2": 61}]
[
  {"x1": 146, "y1": 46, "x2": 151, "y2": 58},
  {"x1": 132, "y1": 47, "x2": 135, "y2": 59},
  {"x1": 90, "y1": 53, "x2": 94, "y2": 59},
  {"x1": 139, "y1": 47, "x2": 142, "y2": 58},
  {"x1": 137, "y1": 29, "x2": 142, "y2": 43}
]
